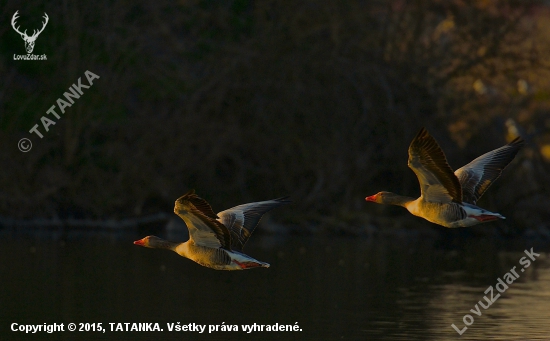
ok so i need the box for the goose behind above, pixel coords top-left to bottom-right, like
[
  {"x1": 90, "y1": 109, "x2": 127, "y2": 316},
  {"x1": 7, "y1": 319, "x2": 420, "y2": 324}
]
[{"x1": 134, "y1": 190, "x2": 290, "y2": 270}]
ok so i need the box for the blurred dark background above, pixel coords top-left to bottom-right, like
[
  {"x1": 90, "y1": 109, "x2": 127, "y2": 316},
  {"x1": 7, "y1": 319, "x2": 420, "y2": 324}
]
[{"x1": 1, "y1": 0, "x2": 550, "y2": 236}]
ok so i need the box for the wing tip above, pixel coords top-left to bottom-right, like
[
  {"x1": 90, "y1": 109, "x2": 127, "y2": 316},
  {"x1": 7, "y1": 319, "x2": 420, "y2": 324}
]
[
  {"x1": 175, "y1": 189, "x2": 196, "y2": 203},
  {"x1": 410, "y1": 127, "x2": 437, "y2": 151},
  {"x1": 274, "y1": 196, "x2": 292, "y2": 204},
  {"x1": 413, "y1": 127, "x2": 429, "y2": 141},
  {"x1": 508, "y1": 136, "x2": 525, "y2": 148}
]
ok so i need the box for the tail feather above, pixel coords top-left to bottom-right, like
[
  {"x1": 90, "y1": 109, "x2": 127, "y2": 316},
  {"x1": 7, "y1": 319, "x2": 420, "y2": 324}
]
[
  {"x1": 229, "y1": 250, "x2": 270, "y2": 269},
  {"x1": 471, "y1": 214, "x2": 504, "y2": 222},
  {"x1": 233, "y1": 260, "x2": 270, "y2": 269}
]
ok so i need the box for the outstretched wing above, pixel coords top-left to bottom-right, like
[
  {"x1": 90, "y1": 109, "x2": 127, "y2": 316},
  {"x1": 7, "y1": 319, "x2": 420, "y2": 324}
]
[
  {"x1": 455, "y1": 137, "x2": 524, "y2": 204},
  {"x1": 408, "y1": 128, "x2": 462, "y2": 203},
  {"x1": 217, "y1": 197, "x2": 291, "y2": 251},
  {"x1": 174, "y1": 190, "x2": 231, "y2": 249}
]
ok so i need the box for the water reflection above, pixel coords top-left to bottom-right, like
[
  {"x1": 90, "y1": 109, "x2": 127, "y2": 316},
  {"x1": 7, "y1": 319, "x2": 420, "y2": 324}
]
[{"x1": 0, "y1": 228, "x2": 549, "y2": 340}]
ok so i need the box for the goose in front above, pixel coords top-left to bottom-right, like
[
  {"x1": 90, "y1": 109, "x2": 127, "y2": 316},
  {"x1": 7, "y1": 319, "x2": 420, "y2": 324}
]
[
  {"x1": 134, "y1": 190, "x2": 290, "y2": 270},
  {"x1": 365, "y1": 128, "x2": 524, "y2": 228}
]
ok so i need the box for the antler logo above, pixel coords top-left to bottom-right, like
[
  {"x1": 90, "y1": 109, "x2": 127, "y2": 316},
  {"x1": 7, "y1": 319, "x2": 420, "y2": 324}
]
[{"x1": 11, "y1": 11, "x2": 49, "y2": 54}]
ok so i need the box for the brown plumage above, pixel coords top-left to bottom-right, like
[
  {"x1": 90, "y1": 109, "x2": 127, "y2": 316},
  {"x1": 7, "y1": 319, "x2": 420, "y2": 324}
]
[
  {"x1": 366, "y1": 128, "x2": 524, "y2": 228},
  {"x1": 134, "y1": 190, "x2": 290, "y2": 269},
  {"x1": 408, "y1": 127, "x2": 463, "y2": 203}
]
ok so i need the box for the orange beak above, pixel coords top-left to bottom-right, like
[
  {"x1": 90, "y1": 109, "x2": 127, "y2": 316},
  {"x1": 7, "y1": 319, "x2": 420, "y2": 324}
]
[
  {"x1": 133, "y1": 239, "x2": 145, "y2": 246},
  {"x1": 365, "y1": 195, "x2": 377, "y2": 202}
]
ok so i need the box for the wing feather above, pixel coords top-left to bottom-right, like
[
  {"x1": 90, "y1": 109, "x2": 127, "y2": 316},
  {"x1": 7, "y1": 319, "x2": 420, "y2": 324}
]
[
  {"x1": 455, "y1": 137, "x2": 524, "y2": 204},
  {"x1": 217, "y1": 197, "x2": 291, "y2": 251},
  {"x1": 176, "y1": 189, "x2": 218, "y2": 219},
  {"x1": 408, "y1": 128, "x2": 462, "y2": 203},
  {"x1": 174, "y1": 190, "x2": 231, "y2": 249}
]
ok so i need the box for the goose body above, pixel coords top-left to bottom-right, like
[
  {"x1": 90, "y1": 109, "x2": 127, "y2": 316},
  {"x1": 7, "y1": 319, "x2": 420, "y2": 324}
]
[
  {"x1": 365, "y1": 128, "x2": 523, "y2": 228},
  {"x1": 134, "y1": 190, "x2": 290, "y2": 270}
]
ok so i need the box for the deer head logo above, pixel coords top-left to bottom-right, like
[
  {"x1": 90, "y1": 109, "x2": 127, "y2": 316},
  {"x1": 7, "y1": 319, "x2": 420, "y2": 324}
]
[{"x1": 11, "y1": 11, "x2": 49, "y2": 54}]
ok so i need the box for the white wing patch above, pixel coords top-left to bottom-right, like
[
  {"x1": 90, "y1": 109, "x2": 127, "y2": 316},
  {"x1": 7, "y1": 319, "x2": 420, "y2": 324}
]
[
  {"x1": 412, "y1": 162, "x2": 455, "y2": 203},
  {"x1": 421, "y1": 183, "x2": 455, "y2": 203},
  {"x1": 178, "y1": 210, "x2": 222, "y2": 248}
]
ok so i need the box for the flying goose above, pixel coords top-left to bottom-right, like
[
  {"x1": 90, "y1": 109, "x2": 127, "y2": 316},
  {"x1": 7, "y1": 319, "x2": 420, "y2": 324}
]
[
  {"x1": 365, "y1": 128, "x2": 524, "y2": 227},
  {"x1": 134, "y1": 190, "x2": 290, "y2": 270}
]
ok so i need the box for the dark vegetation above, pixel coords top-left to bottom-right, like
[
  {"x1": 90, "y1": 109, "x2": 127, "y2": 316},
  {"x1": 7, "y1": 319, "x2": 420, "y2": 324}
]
[{"x1": 1, "y1": 0, "x2": 549, "y2": 234}]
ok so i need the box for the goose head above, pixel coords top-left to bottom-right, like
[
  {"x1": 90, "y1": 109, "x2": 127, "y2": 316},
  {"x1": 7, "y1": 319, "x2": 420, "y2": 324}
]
[
  {"x1": 365, "y1": 191, "x2": 413, "y2": 206},
  {"x1": 134, "y1": 235, "x2": 164, "y2": 248}
]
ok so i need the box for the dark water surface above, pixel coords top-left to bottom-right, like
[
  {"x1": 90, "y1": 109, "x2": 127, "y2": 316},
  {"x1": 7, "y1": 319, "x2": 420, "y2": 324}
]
[{"x1": 1, "y1": 228, "x2": 549, "y2": 340}]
